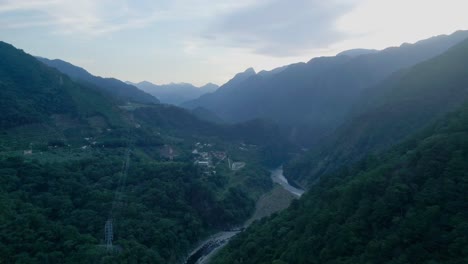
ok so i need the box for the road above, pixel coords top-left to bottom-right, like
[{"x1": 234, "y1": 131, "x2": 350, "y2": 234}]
[{"x1": 183, "y1": 165, "x2": 304, "y2": 264}]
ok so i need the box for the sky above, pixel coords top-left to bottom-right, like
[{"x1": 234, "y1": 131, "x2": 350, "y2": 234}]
[{"x1": 1, "y1": 0, "x2": 467, "y2": 86}]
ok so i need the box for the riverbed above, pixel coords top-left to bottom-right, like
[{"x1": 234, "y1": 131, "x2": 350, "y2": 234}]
[
  {"x1": 270, "y1": 166, "x2": 305, "y2": 197},
  {"x1": 184, "y1": 166, "x2": 304, "y2": 264}
]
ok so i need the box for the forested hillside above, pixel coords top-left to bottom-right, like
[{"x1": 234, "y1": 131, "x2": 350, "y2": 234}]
[
  {"x1": 0, "y1": 42, "x2": 123, "y2": 130},
  {"x1": 212, "y1": 102, "x2": 468, "y2": 264},
  {"x1": 38, "y1": 57, "x2": 159, "y2": 105},
  {"x1": 0, "y1": 156, "x2": 258, "y2": 263},
  {"x1": 2, "y1": 1, "x2": 468, "y2": 263},
  {"x1": 0, "y1": 41, "x2": 282, "y2": 263},
  {"x1": 285, "y1": 36, "x2": 468, "y2": 186}
]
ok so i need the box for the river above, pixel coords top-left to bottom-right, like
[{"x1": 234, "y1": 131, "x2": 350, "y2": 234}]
[
  {"x1": 270, "y1": 166, "x2": 304, "y2": 197},
  {"x1": 184, "y1": 166, "x2": 304, "y2": 264}
]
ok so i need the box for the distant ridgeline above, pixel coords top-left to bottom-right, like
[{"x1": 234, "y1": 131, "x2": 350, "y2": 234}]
[
  {"x1": 128, "y1": 80, "x2": 218, "y2": 106},
  {"x1": 37, "y1": 57, "x2": 160, "y2": 105},
  {"x1": 183, "y1": 30, "x2": 468, "y2": 146}
]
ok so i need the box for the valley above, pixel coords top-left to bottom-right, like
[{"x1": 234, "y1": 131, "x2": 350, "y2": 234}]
[
  {"x1": 185, "y1": 166, "x2": 303, "y2": 264},
  {"x1": 1, "y1": 25, "x2": 468, "y2": 264}
]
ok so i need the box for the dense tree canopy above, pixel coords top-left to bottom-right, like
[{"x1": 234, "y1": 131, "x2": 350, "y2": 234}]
[
  {"x1": 0, "y1": 151, "x2": 263, "y2": 263},
  {"x1": 212, "y1": 104, "x2": 468, "y2": 264},
  {"x1": 0, "y1": 40, "x2": 277, "y2": 263}
]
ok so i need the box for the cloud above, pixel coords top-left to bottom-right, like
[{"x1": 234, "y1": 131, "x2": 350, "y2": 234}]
[
  {"x1": 0, "y1": 0, "x2": 261, "y2": 36},
  {"x1": 0, "y1": 0, "x2": 170, "y2": 35},
  {"x1": 204, "y1": 0, "x2": 355, "y2": 57}
]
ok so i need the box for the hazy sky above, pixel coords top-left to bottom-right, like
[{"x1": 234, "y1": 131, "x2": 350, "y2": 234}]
[{"x1": 1, "y1": 0, "x2": 467, "y2": 86}]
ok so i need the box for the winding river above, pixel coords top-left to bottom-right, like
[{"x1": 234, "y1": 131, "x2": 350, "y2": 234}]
[{"x1": 184, "y1": 166, "x2": 304, "y2": 264}]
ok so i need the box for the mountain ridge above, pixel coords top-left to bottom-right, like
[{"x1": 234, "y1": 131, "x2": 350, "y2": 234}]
[
  {"x1": 285, "y1": 35, "x2": 468, "y2": 186},
  {"x1": 37, "y1": 57, "x2": 159, "y2": 105},
  {"x1": 183, "y1": 30, "x2": 468, "y2": 146},
  {"x1": 129, "y1": 80, "x2": 219, "y2": 105}
]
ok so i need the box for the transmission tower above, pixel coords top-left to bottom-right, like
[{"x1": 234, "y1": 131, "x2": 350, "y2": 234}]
[{"x1": 104, "y1": 219, "x2": 113, "y2": 251}]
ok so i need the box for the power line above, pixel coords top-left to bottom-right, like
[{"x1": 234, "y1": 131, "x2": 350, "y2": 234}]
[{"x1": 105, "y1": 129, "x2": 133, "y2": 252}]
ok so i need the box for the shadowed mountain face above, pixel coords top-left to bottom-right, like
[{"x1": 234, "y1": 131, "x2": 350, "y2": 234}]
[
  {"x1": 183, "y1": 30, "x2": 468, "y2": 146},
  {"x1": 37, "y1": 57, "x2": 160, "y2": 105},
  {"x1": 211, "y1": 35, "x2": 468, "y2": 264},
  {"x1": 129, "y1": 81, "x2": 219, "y2": 106},
  {"x1": 212, "y1": 101, "x2": 468, "y2": 264},
  {"x1": 285, "y1": 36, "x2": 468, "y2": 186}
]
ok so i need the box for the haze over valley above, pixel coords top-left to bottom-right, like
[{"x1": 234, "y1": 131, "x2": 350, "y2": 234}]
[{"x1": 1, "y1": 1, "x2": 468, "y2": 263}]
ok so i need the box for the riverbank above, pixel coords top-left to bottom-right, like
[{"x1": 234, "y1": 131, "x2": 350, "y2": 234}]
[
  {"x1": 243, "y1": 185, "x2": 296, "y2": 227},
  {"x1": 270, "y1": 166, "x2": 305, "y2": 197},
  {"x1": 184, "y1": 166, "x2": 304, "y2": 264}
]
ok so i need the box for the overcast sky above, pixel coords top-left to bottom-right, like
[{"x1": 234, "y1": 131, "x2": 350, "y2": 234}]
[{"x1": 1, "y1": 0, "x2": 467, "y2": 86}]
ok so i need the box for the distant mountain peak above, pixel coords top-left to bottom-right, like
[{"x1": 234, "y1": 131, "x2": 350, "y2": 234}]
[
  {"x1": 228, "y1": 67, "x2": 256, "y2": 84},
  {"x1": 202, "y1": 82, "x2": 219, "y2": 87},
  {"x1": 131, "y1": 80, "x2": 218, "y2": 105},
  {"x1": 182, "y1": 30, "x2": 468, "y2": 137},
  {"x1": 258, "y1": 65, "x2": 289, "y2": 77},
  {"x1": 244, "y1": 67, "x2": 256, "y2": 74},
  {"x1": 138, "y1": 80, "x2": 154, "y2": 85},
  {"x1": 199, "y1": 83, "x2": 219, "y2": 91},
  {"x1": 337, "y1": 48, "x2": 379, "y2": 57}
]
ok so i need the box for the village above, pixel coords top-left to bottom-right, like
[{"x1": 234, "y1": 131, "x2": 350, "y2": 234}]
[{"x1": 192, "y1": 142, "x2": 246, "y2": 174}]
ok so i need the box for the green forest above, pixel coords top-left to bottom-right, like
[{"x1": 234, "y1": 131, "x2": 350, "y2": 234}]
[
  {"x1": 0, "y1": 40, "x2": 278, "y2": 263},
  {"x1": 212, "y1": 104, "x2": 468, "y2": 264},
  {"x1": 284, "y1": 37, "x2": 468, "y2": 187},
  {"x1": 0, "y1": 149, "x2": 268, "y2": 263}
]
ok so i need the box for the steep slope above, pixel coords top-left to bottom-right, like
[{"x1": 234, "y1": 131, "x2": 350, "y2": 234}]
[
  {"x1": 182, "y1": 67, "x2": 258, "y2": 115},
  {"x1": 132, "y1": 104, "x2": 288, "y2": 154},
  {"x1": 0, "y1": 42, "x2": 122, "y2": 130},
  {"x1": 286, "y1": 36, "x2": 468, "y2": 185},
  {"x1": 130, "y1": 81, "x2": 218, "y2": 105},
  {"x1": 191, "y1": 107, "x2": 225, "y2": 124},
  {"x1": 37, "y1": 57, "x2": 159, "y2": 104},
  {"x1": 212, "y1": 102, "x2": 468, "y2": 264},
  {"x1": 184, "y1": 31, "x2": 468, "y2": 145}
]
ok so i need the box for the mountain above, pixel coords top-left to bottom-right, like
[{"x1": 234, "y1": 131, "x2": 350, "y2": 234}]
[
  {"x1": 191, "y1": 107, "x2": 225, "y2": 124},
  {"x1": 183, "y1": 30, "x2": 468, "y2": 146},
  {"x1": 199, "y1": 82, "x2": 219, "y2": 92},
  {"x1": 129, "y1": 80, "x2": 219, "y2": 105},
  {"x1": 212, "y1": 101, "x2": 468, "y2": 264},
  {"x1": 37, "y1": 57, "x2": 159, "y2": 104},
  {"x1": 337, "y1": 48, "x2": 378, "y2": 57},
  {"x1": 285, "y1": 35, "x2": 468, "y2": 186},
  {"x1": 257, "y1": 65, "x2": 289, "y2": 77},
  {"x1": 0, "y1": 41, "x2": 290, "y2": 263},
  {"x1": 0, "y1": 42, "x2": 123, "y2": 130}
]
